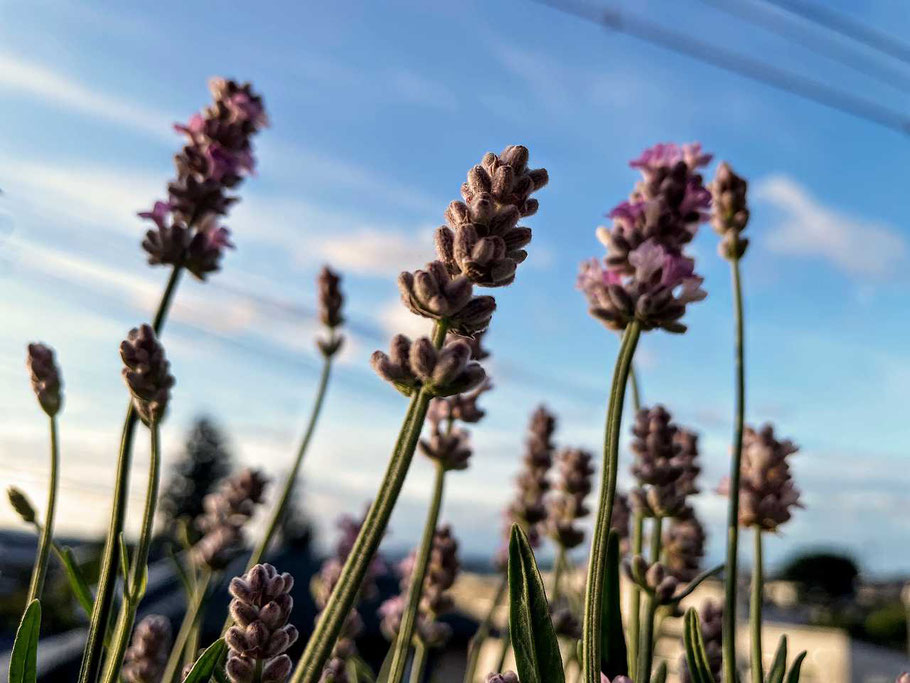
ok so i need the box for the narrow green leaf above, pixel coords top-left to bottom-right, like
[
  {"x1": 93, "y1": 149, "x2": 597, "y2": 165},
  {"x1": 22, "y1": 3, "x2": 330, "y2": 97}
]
[
  {"x1": 651, "y1": 660, "x2": 668, "y2": 683},
  {"x1": 784, "y1": 651, "x2": 807, "y2": 683},
  {"x1": 508, "y1": 524, "x2": 565, "y2": 683},
  {"x1": 181, "y1": 638, "x2": 226, "y2": 683},
  {"x1": 213, "y1": 663, "x2": 231, "y2": 683},
  {"x1": 765, "y1": 635, "x2": 787, "y2": 683},
  {"x1": 9, "y1": 599, "x2": 41, "y2": 683},
  {"x1": 683, "y1": 608, "x2": 715, "y2": 683},
  {"x1": 118, "y1": 532, "x2": 131, "y2": 598},
  {"x1": 601, "y1": 530, "x2": 628, "y2": 677},
  {"x1": 59, "y1": 546, "x2": 94, "y2": 616}
]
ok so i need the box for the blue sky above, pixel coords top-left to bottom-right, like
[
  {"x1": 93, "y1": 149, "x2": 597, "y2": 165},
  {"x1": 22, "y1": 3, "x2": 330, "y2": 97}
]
[{"x1": 1, "y1": 0, "x2": 909, "y2": 576}]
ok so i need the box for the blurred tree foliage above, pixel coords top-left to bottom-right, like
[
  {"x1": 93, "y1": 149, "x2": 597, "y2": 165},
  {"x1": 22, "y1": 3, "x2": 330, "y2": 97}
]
[
  {"x1": 863, "y1": 603, "x2": 908, "y2": 648},
  {"x1": 158, "y1": 416, "x2": 233, "y2": 540},
  {"x1": 780, "y1": 551, "x2": 860, "y2": 601}
]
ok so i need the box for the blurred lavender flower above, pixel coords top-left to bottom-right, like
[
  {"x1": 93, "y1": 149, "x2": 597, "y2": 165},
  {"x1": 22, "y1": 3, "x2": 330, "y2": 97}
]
[
  {"x1": 486, "y1": 673, "x2": 519, "y2": 683},
  {"x1": 546, "y1": 448, "x2": 594, "y2": 550},
  {"x1": 611, "y1": 492, "x2": 631, "y2": 552},
  {"x1": 120, "y1": 325, "x2": 175, "y2": 425},
  {"x1": 679, "y1": 600, "x2": 723, "y2": 683},
  {"x1": 897, "y1": 675, "x2": 910, "y2": 683},
  {"x1": 710, "y1": 161, "x2": 750, "y2": 260},
  {"x1": 226, "y1": 563, "x2": 298, "y2": 683},
  {"x1": 139, "y1": 78, "x2": 267, "y2": 280},
  {"x1": 723, "y1": 424, "x2": 801, "y2": 531},
  {"x1": 192, "y1": 468, "x2": 268, "y2": 570},
  {"x1": 26, "y1": 343, "x2": 63, "y2": 418},
  {"x1": 625, "y1": 555, "x2": 680, "y2": 605},
  {"x1": 398, "y1": 261, "x2": 496, "y2": 336},
  {"x1": 121, "y1": 615, "x2": 171, "y2": 683},
  {"x1": 579, "y1": 142, "x2": 710, "y2": 334},
  {"x1": 664, "y1": 516, "x2": 706, "y2": 583},
  {"x1": 430, "y1": 377, "x2": 493, "y2": 424},
  {"x1": 435, "y1": 145, "x2": 548, "y2": 287},
  {"x1": 371, "y1": 335, "x2": 486, "y2": 397},
  {"x1": 316, "y1": 266, "x2": 345, "y2": 357},
  {"x1": 602, "y1": 677, "x2": 634, "y2": 683},
  {"x1": 380, "y1": 525, "x2": 460, "y2": 648},
  {"x1": 419, "y1": 411, "x2": 473, "y2": 471},
  {"x1": 629, "y1": 405, "x2": 697, "y2": 519},
  {"x1": 7, "y1": 487, "x2": 36, "y2": 524}
]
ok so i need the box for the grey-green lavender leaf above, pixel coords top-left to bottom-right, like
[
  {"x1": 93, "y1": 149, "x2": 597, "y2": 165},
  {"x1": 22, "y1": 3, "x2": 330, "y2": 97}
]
[
  {"x1": 784, "y1": 651, "x2": 807, "y2": 683},
  {"x1": 765, "y1": 635, "x2": 787, "y2": 683},
  {"x1": 683, "y1": 608, "x2": 715, "y2": 683},
  {"x1": 60, "y1": 546, "x2": 94, "y2": 617},
  {"x1": 182, "y1": 638, "x2": 227, "y2": 683},
  {"x1": 651, "y1": 661, "x2": 668, "y2": 683},
  {"x1": 601, "y1": 530, "x2": 628, "y2": 678},
  {"x1": 9, "y1": 600, "x2": 41, "y2": 683},
  {"x1": 507, "y1": 524, "x2": 564, "y2": 683}
]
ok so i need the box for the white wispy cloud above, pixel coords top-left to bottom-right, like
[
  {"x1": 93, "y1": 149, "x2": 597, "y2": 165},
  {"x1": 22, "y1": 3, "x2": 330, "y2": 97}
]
[
  {"x1": 314, "y1": 226, "x2": 436, "y2": 278},
  {"x1": 0, "y1": 52, "x2": 173, "y2": 139},
  {"x1": 754, "y1": 175, "x2": 907, "y2": 278}
]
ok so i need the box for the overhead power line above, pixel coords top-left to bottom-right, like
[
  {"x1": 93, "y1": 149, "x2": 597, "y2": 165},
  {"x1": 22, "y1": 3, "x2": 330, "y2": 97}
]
[
  {"x1": 760, "y1": 0, "x2": 910, "y2": 68},
  {"x1": 698, "y1": 0, "x2": 910, "y2": 95},
  {"x1": 533, "y1": 0, "x2": 910, "y2": 136}
]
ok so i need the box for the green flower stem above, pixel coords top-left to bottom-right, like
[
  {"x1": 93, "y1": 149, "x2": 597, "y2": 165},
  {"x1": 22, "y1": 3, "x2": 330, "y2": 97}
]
[
  {"x1": 247, "y1": 344, "x2": 335, "y2": 569},
  {"x1": 722, "y1": 257, "x2": 746, "y2": 683},
  {"x1": 79, "y1": 264, "x2": 183, "y2": 683},
  {"x1": 388, "y1": 461, "x2": 447, "y2": 683},
  {"x1": 551, "y1": 546, "x2": 568, "y2": 604},
  {"x1": 26, "y1": 416, "x2": 59, "y2": 604},
  {"x1": 635, "y1": 516, "x2": 663, "y2": 683},
  {"x1": 750, "y1": 526, "x2": 764, "y2": 683},
  {"x1": 290, "y1": 321, "x2": 448, "y2": 683},
  {"x1": 463, "y1": 574, "x2": 507, "y2": 683},
  {"x1": 626, "y1": 363, "x2": 644, "y2": 674},
  {"x1": 581, "y1": 320, "x2": 642, "y2": 683},
  {"x1": 162, "y1": 569, "x2": 213, "y2": 683},
  {"x1": 409, "y1": 640, "x2": 428, "y2": 683},
  {"x1": 494, "y1": 625, "x2": 512, "y2": 673},
  {"x1": 100, "y1": 419, "x2": 163, "y2": 683}
]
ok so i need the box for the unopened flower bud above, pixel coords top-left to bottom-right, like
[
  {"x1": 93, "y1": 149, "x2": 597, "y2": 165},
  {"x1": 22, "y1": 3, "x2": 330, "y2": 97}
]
[
  {"x1": 120, "y1": 325, "x2": 175, "y2": 425},
  {"x1": 26, "y1": 343, "x2": 63, "y2": 417},
  {"x1": 709, "y1": 161, "x2": 750, "y2": 260},
  {"x1": 122, "y1": 615, "x2": 171, "y2": 683},
  {"x1": 7, "y1": 487, "x2": 36, "y2": 524}
]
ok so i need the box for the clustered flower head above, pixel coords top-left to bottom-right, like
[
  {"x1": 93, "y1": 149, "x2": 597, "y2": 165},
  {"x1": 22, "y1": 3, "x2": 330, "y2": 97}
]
[
  {"x1": 120, "y1": 325, "x2": 175, "y2": 425},
  {"x1": 679, "y1": 600, "x2": 723, "y2": 683},
  {"x1": 734, "y1": 423, "x2": 801, "y2": 531},
  {"x1": 226, "y1": 563, "x2": 298, "y2": 683},
  {"x1": 625, "y1": 554, "x2": 682, "y2": 605},
  {"x1": 435, "y1": 145, "x2": 548, "y2": 288},
  {"x1": 139, "y1": 78, "x2": 267, "y2": 280},
  {"x1": 7, "y1": 487, "x2": 36, "y2": 524},
  {"x1": 431, "y1": 376, "x2": 493, "y2": 424},
  {"x1": 192, "y1": 468, "x2": 269, "y2": 569},
  {"x1": 316, "y1": 266, "x2": 345, "y2": 357},
  {"x1": 709, "y1": 161, "x2": 750, "y2": 260},
  {"x1": 578, "y1": 142, "x2": 710, "y2": 334},
  {"x1": 629, "y1": 405, "x2": 699, "y2": 519},
  {"x1": 380, "y1": 525, "x2": 461, "y2": 649},
  {"x1": 398, "y1": 261, "x2": 496, "y2": 336},
  {"x1": 545, "y1": 447, "x2": 594, "y2": 550},
  {"x1": 121, "y1": 614, "x2": 171, "y2": 683},
  {"x1": 371, "y1": 335, "x2": 486, "y2": 398},
  {"x1": 419, "y1": 407, "x2": 473, "y2": 471},
  {"x1": 663, "y1": 516, "x2": 706, "y2": 582},
  {"x1": 26, "y1": 343, "x2": 63, "y2": 418},
  {"x1": 486, "y1": 673, "x2": 519, "y2": 683}
]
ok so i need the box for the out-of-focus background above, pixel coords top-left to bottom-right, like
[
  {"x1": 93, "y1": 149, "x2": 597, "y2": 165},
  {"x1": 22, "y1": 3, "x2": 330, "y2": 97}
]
[{"x1": 1, "y1": 1, "x2": 909, "y2": 680}]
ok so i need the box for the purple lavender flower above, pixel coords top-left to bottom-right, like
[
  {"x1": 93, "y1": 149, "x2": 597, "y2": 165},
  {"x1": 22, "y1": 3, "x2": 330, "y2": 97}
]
[
  {"x1": 419, "y1": 413, "x2": 473, "y2": 471},
  {"x1": 121, "y1": 615, "x2": 171, "y2": 683},
  {"x1": 120, "y1": 325, "x2": 175, "y2": 425},
  {"x1": 612, "y1": 492, "x2": 631, "y2": 553},
  {"x1": 625, "y1": 555, "x2": 681, "y2": 605},
  {"x1": 371, "y1": 335, "x2": 486, "y2": 398},
  {"x1": 26, "y1": 343, "x2": 63, "y2": 417},
  {"x1": 140, "y1": 78, "x2": 266, "y2": 281},
  {"x1": 486, "y1": 674, "x2": 519, "y2": 683},
  {"x1": 7, "y1": 487, "x2": 36, "y2": 524},
  {"x1": 710, "y1": 161, "x2": 750, "y2": 260},
  {"x1": 545, "y1": 448, "x2": 594, "y2": 550},
  {"x1": 664, "y1": 515, "x2": 706, "y2": 582},
  {"x1": 225, "y1": 563, "x2": 297, "y2": 683},
  {"x1": 316, "y1": 265, "x2": 345, "y2": 358}
]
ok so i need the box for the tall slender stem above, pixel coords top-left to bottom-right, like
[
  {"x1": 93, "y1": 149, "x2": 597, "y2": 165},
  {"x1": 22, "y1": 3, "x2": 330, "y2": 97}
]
[
  {"x1": 463, "y1": 574, "x2": 507, "y2": 683},
  {"x1": 722, "y1": 258, "x2": 746, "y2": 683},
  {"x1": 494, "y1": 626, "x2": 512, "y2": 673},
  {"x1": 247, "y1": 349, "x2": 335, "y2": 569},
  {"x1": 750, "y1": 527, "x2": 764, "y2": 683},
  {"x1": 551, "y1": 546, "x2": 567, "y2": 604},
  {"x1": 581, "y1": 321, "x2": 641, "y2": 683},
  {"x1": 626, "y1": 363, "x2": 643, "y2": 673},
  {"x1": 100, "y1": 420, "x2": 163, "y2": 683},
  {"x1": 161, "y1": 570, "x2": 213, "y2": 683},
  {"x1": 635, "y1": 516, "x2": 662, "y2": 683},
  {"x1": 388, "y1": 462, "x2": 447, "y2": 683},
  {"x1": 409, "y1": 640, "x2": 428, "y2": 683},
  {"x1": 79, "y1": 264, "x2": 183, "y2": 683},
  {"x1": 26, "y1": 416, "x2": 59, "y2": 604},
  {"x1": 291, "y1": 322, "x2": 447, "y2": 683}
]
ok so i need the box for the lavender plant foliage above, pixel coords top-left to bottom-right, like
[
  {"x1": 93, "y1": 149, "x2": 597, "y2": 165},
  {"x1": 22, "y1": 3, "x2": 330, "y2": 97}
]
[
  {"x1": 120, "y1": 324, "x2": 175, "y2": 425},
  {"x1": 380, "y1": 524, "x2": 460, "y2": 649},
  {"x1": 226, "y1": 563, "x2": 298, "y2": 683},
  {"x1": 192, "y1": 468, "x2": 268, "y2": 570},
  {"x1": 732, "y1": 424, "x2": 801, "y2": 531},
  {"x1": 121, "y1": 614, "x2": 171, "y2": 683},
  {"x1": 26, "y1": 343, "x2": 63, "y2": 417},
  {"x1": 139, "y1": 78, "x2": 267, "y2": 280},
  {"x1": 709, "y1": 161, "x2": 750, "y2": 260},
  {"x1": 578, "y1": 143, "x2": 710, "y2": 334},
  {"x1": 371, "y1": 335, "x2": 485, "y2": 397},
  {"x1": 679, "y1": 600, "x2": 723, "y2": 683}
]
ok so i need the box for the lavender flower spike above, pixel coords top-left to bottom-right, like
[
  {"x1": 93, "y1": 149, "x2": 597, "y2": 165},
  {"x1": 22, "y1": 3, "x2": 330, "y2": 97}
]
[
  {"x1": 486, "y1": 674, "x2": 519, "y2": 683},
  {"x1": 735, "y1": 424, "x2": 801, "y2": 531},
  {"x1": 371, "y1": 335, "x2": 485, "y2": 397},
  {"x1": 709, "y1": 161, "x2": 750, "y2": 260},
  {"x1": 27, "y1": 343, "x2": 63, "y2": 417},
  {"x1": 7, "y1": 487, "x2": 36, "y2": 524},
  {"x1": 121, "y1": 615, "x2": 171, "y2": 683},
  {"x1": 226, "y1": 563, "x2": 298, "y2": 683},
  {"x1": 546, "y1": 447, "x2": 595, "y2": 550},
  {"x1": 120, "y1": 325, "x2": 175, "y2": 425},
  {"x1": 316, "y1": 265, "x2": 345, "y2": 357}
]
